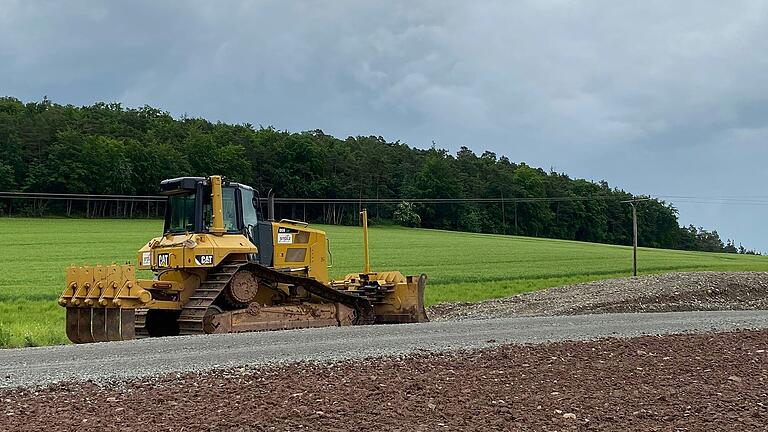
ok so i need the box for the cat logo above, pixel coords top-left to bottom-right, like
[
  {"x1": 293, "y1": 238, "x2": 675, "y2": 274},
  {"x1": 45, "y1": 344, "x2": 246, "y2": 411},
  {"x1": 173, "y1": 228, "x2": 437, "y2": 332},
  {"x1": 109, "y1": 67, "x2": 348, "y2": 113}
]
[
  {"x1": 195, "y1": 255, "x2": 214, "y2": 266},
  {"x1": 157, "y1": 253, "x2": 170, "y2": 268}
]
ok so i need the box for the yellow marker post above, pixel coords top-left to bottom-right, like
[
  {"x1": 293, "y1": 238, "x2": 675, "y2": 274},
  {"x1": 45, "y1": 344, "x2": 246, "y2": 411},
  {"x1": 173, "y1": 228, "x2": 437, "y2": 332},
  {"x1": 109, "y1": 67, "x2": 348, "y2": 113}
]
[{"x1": 361, "y1": 209, "x2": 371, "y2": 274}]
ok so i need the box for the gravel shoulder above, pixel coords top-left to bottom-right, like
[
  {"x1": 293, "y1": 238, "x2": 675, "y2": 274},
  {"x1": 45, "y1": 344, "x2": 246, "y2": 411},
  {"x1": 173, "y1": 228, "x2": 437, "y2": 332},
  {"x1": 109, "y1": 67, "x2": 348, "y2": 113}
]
[
  {"x1": 2, "y1": 310, "x2": 768, "y2": 389},
  {"x1": 3, "y1": 329, "x2": 766, "y2": 431},
  {"x1": 429, "y1": 271, "x2": 768, "y2": 321}
]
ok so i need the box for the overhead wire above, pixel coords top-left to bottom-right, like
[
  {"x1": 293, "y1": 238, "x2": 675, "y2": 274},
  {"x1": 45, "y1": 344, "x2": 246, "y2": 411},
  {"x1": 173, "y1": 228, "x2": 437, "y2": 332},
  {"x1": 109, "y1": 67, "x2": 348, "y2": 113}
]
[{"x1": 3, "y1": 191, "x2": 768, "y2": 205}]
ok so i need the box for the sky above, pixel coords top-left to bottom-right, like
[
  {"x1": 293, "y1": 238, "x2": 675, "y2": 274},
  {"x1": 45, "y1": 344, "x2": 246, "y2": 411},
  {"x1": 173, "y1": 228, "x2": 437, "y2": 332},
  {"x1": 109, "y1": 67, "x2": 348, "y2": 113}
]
[{"x1": 1, "y1": 0, "x2": 768, "y2": 250}]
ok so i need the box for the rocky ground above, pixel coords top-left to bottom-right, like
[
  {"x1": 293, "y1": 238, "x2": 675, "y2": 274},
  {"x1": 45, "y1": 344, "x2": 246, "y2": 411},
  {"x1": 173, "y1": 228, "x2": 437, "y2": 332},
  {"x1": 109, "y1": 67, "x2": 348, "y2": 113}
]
[
  {"x1": 1, "y1": 330, "x2": 766, "y2": 431},
  {"x1": 429, "y1": 272, "x2": 768, "y2": 321}
]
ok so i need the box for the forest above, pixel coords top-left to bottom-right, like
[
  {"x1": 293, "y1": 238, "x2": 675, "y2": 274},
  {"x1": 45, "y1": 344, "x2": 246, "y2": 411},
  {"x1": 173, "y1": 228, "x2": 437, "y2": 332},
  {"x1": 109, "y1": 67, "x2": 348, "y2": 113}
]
[{"x1": 0, "y1": 97, "x2": 754, "y2": 254}]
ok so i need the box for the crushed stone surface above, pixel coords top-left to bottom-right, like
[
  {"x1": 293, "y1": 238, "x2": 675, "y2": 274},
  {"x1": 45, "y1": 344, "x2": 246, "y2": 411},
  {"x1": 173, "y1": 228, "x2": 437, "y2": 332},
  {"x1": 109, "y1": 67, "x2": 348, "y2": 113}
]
[
  {"x1": 428, "y1": 271, "x2": 768, "y2": 321},
  {"x1": 1, "y1": 330, "x2": 766, "y2": 431},
  {"x1": 3, "y1": 310, "x2": 768, "y2": 389}
]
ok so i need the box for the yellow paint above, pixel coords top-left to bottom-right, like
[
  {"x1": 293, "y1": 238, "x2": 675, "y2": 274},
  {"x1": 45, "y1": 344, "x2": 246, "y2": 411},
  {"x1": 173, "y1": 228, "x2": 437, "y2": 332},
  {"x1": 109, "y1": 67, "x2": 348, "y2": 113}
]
[
  {"x1": 272, "y1": 220, "x2": 329, "y2": 282},
  {"x1": 137, "y1": 233, "x2": 257, "y2": 271}
]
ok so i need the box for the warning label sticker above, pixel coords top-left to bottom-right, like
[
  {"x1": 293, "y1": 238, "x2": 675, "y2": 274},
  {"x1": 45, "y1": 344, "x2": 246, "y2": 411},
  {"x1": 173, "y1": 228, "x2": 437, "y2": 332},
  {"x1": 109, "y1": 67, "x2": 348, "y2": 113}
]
[{"x1": 277, "y1": 233, "x2": 293, "y2": 244}]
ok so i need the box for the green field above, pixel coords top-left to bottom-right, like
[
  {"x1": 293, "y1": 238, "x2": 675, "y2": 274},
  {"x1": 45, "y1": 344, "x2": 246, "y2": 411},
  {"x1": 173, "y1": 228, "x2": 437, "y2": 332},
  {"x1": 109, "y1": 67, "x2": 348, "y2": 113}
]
[{"x1": 2, "y1": 218, "x2": 768, "y2": 348}]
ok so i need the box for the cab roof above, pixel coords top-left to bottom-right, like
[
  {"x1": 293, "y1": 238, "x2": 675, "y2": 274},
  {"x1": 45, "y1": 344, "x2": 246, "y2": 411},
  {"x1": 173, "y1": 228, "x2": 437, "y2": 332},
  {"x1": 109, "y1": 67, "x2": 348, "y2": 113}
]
[{"x1": 159, "y1": 176, "x2": 255, "y2": 195}]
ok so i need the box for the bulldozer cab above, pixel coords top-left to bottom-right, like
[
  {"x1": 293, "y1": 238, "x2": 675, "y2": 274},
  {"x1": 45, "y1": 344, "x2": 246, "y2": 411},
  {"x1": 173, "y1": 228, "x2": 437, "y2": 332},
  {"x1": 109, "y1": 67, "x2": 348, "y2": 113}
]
[
  {"x1": 161, "y1": 176, "x2": 260, "y2": 236},
  {"x1": 158, "y1": 176, "x2": 323, "y2": 275}
]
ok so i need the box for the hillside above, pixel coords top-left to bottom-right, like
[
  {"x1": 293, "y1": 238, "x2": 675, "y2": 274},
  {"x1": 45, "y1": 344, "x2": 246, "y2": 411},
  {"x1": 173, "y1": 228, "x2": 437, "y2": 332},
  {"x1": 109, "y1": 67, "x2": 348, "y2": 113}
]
[
  {"x1": 0, "y1": 97, "x2": 750, "y2": 253},
  {"x1": 2, "y1": 218, "x2": 767, "y2": 347}
]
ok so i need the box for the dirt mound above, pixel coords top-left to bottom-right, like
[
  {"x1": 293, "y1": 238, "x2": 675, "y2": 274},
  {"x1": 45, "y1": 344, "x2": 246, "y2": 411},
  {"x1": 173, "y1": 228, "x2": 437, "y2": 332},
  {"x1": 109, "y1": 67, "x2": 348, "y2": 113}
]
[
  {"x1": 2, "y1": 330, "x2": 766, "y2": 431},
  {"x1": 429, "y1": 272, "x2": 768, "y2": 321}
]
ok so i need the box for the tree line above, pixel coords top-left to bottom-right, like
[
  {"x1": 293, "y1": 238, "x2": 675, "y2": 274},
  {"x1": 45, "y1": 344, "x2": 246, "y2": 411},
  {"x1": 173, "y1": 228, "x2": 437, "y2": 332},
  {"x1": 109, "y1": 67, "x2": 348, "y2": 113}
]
[{"x1": 0, "y1": 97, "x2": 757, "y2": 254}]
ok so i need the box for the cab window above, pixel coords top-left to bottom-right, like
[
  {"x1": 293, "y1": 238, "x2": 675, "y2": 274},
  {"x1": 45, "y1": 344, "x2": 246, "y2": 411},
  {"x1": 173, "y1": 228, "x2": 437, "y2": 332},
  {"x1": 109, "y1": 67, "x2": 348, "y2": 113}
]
[
  {"x1": 202, "y1": 186, "x2": 239, "y2": 232},
  {"x1": 241, "y1": 188, "x2": 259, "y2": 227},
  {"x1": 222, "y1": 187, "x2": 238, "y2": 232},
  {"x1": 166, "y1": 192, "x2": 196, "y2": 233}
]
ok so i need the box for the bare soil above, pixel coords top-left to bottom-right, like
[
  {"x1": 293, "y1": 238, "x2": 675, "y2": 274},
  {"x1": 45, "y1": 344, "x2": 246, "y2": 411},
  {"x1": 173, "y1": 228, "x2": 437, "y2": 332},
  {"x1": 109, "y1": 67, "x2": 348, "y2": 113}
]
[
  {"x1": 429, "y1": 272, "x2": 768, "y2": 321},
  {"x1": 1, "y1": 330, "x2": 767, "y2": 431}
]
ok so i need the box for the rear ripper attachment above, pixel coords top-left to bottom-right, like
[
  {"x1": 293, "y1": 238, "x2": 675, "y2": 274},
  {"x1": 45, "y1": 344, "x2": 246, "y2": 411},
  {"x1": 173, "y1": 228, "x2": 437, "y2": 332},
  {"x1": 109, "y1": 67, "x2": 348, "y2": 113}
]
[
  {"x1": 59, "y1": 264, "x2": 152, "y2": 343},
  {"x1": 58, "y1": 175, "x2": 428, "y2": 344}
]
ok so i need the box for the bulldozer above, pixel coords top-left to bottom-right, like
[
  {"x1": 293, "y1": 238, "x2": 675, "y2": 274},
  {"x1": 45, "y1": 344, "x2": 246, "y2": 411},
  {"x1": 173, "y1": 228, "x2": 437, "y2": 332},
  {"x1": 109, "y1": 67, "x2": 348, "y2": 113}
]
[{"x1": 58, "y1": 175, "x2": 428, "y2": 343}]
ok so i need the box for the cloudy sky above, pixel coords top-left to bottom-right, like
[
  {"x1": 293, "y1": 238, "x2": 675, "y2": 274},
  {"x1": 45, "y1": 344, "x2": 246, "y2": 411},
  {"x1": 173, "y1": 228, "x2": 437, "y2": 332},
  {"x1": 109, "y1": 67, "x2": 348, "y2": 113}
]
[{"x1": 2, "y1": 1, "x2": 767, "y2": 249}]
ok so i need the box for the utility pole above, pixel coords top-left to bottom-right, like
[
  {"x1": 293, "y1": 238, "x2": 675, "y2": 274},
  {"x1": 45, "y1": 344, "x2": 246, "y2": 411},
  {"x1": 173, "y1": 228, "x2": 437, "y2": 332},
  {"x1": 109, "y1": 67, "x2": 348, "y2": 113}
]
[
  {"x1": 622, "y1": 198, "x2": 651, "y2": 277},
  {"x1": 500, "y1": 190, "x2": 506, "y2": 233},
  {"x1": 630, "y1": 202, "x2": 638, "y2": 277},
  {"x1": 514, "y1": 200, "x2": 518, "y2": 234}
]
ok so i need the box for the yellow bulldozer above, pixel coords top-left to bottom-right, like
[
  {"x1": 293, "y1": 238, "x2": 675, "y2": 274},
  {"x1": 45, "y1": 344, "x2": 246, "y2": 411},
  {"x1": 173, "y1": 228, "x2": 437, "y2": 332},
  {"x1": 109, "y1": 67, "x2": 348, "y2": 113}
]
[{"x1": 58, "y1": 175, "x2": 428, "y2": 343}]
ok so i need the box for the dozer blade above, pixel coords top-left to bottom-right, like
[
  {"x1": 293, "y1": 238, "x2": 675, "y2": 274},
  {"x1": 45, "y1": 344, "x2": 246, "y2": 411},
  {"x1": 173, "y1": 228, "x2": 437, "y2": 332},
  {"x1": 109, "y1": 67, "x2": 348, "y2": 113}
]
[
  {"x1": 410, "y1": 273, "x2": 429, "y2": 323},
  {"x1": 331, "y1": 272, "x2": 429, "y2": 324},
  {"x1": 374, "y1": 273, "x2": 429, "y2": 324}
]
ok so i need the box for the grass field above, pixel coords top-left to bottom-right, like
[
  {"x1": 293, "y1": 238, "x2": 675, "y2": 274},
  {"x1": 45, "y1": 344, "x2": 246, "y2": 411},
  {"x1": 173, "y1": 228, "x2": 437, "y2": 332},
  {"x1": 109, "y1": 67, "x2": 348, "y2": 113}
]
[{"x1": 2, "y1": 218, "x2": 768, "y2": 348}]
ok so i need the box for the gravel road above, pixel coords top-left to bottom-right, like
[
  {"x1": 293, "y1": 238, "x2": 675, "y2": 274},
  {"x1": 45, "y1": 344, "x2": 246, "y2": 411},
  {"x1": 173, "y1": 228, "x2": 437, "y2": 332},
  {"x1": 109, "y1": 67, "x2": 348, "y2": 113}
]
[{"x1": 3, "y1": 310, "x2": 768, "y2": 389}]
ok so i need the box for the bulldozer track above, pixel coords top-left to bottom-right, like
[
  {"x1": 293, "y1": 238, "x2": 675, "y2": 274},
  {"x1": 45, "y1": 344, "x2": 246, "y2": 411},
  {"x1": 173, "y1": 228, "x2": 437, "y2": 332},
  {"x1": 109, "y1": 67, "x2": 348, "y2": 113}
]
[
  {"x1": 135, "y1": 309, "x2": 148, "y2": 338},
  {"x1": 173, "y1": 261, "x2": 375, "y2": 336},
  {"x1": 178, "y1": 263, "x2": 242, "y2": 335},
  {"x1": 242, "y1": 263, "x2": 375, "y2": 325}
]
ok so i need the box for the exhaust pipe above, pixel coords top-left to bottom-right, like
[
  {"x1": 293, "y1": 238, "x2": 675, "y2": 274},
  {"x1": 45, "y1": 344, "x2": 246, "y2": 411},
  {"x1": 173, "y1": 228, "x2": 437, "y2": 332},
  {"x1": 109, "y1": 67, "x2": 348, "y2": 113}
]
[{"x1": 267, "y1": 189, "x2": 275, "y2": 221}]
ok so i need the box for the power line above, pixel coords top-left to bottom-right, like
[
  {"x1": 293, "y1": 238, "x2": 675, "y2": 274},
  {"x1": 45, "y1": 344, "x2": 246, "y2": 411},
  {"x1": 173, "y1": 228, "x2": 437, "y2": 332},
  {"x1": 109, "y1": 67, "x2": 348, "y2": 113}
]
[
  {"x1": 0, "y1": 192, "x2": 627, "y2": 204},
  {"x1": 656, "y1": 195, "x2": 768, "y2": 206},
  {"x1": 0, "y1": 191, "x2": 165, "y2": 201},
  {"x1": 4, "y1": 191, "x2": 768, "y2": 206},
  {"x1": 274, "y1": 196, "x2": 621, "y2": 204}
]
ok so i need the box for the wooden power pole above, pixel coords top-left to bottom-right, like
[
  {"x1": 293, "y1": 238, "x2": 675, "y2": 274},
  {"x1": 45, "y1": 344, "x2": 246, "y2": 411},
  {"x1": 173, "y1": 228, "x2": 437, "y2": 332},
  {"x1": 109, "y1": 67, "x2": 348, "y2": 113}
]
[
  {"x1": 622, "y1": 198, "x2": 651, "y2": 277},
  {"x1": 631, "y1": 202, "x2": 638, "y2": 277}
]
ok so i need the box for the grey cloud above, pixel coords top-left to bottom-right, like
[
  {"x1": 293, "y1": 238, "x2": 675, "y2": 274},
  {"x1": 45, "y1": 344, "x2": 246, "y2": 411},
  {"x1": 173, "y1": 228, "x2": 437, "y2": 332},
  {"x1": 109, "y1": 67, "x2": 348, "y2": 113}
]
[{"x1": 1, "y1": 0, "x2": 767, "y2": 248}]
